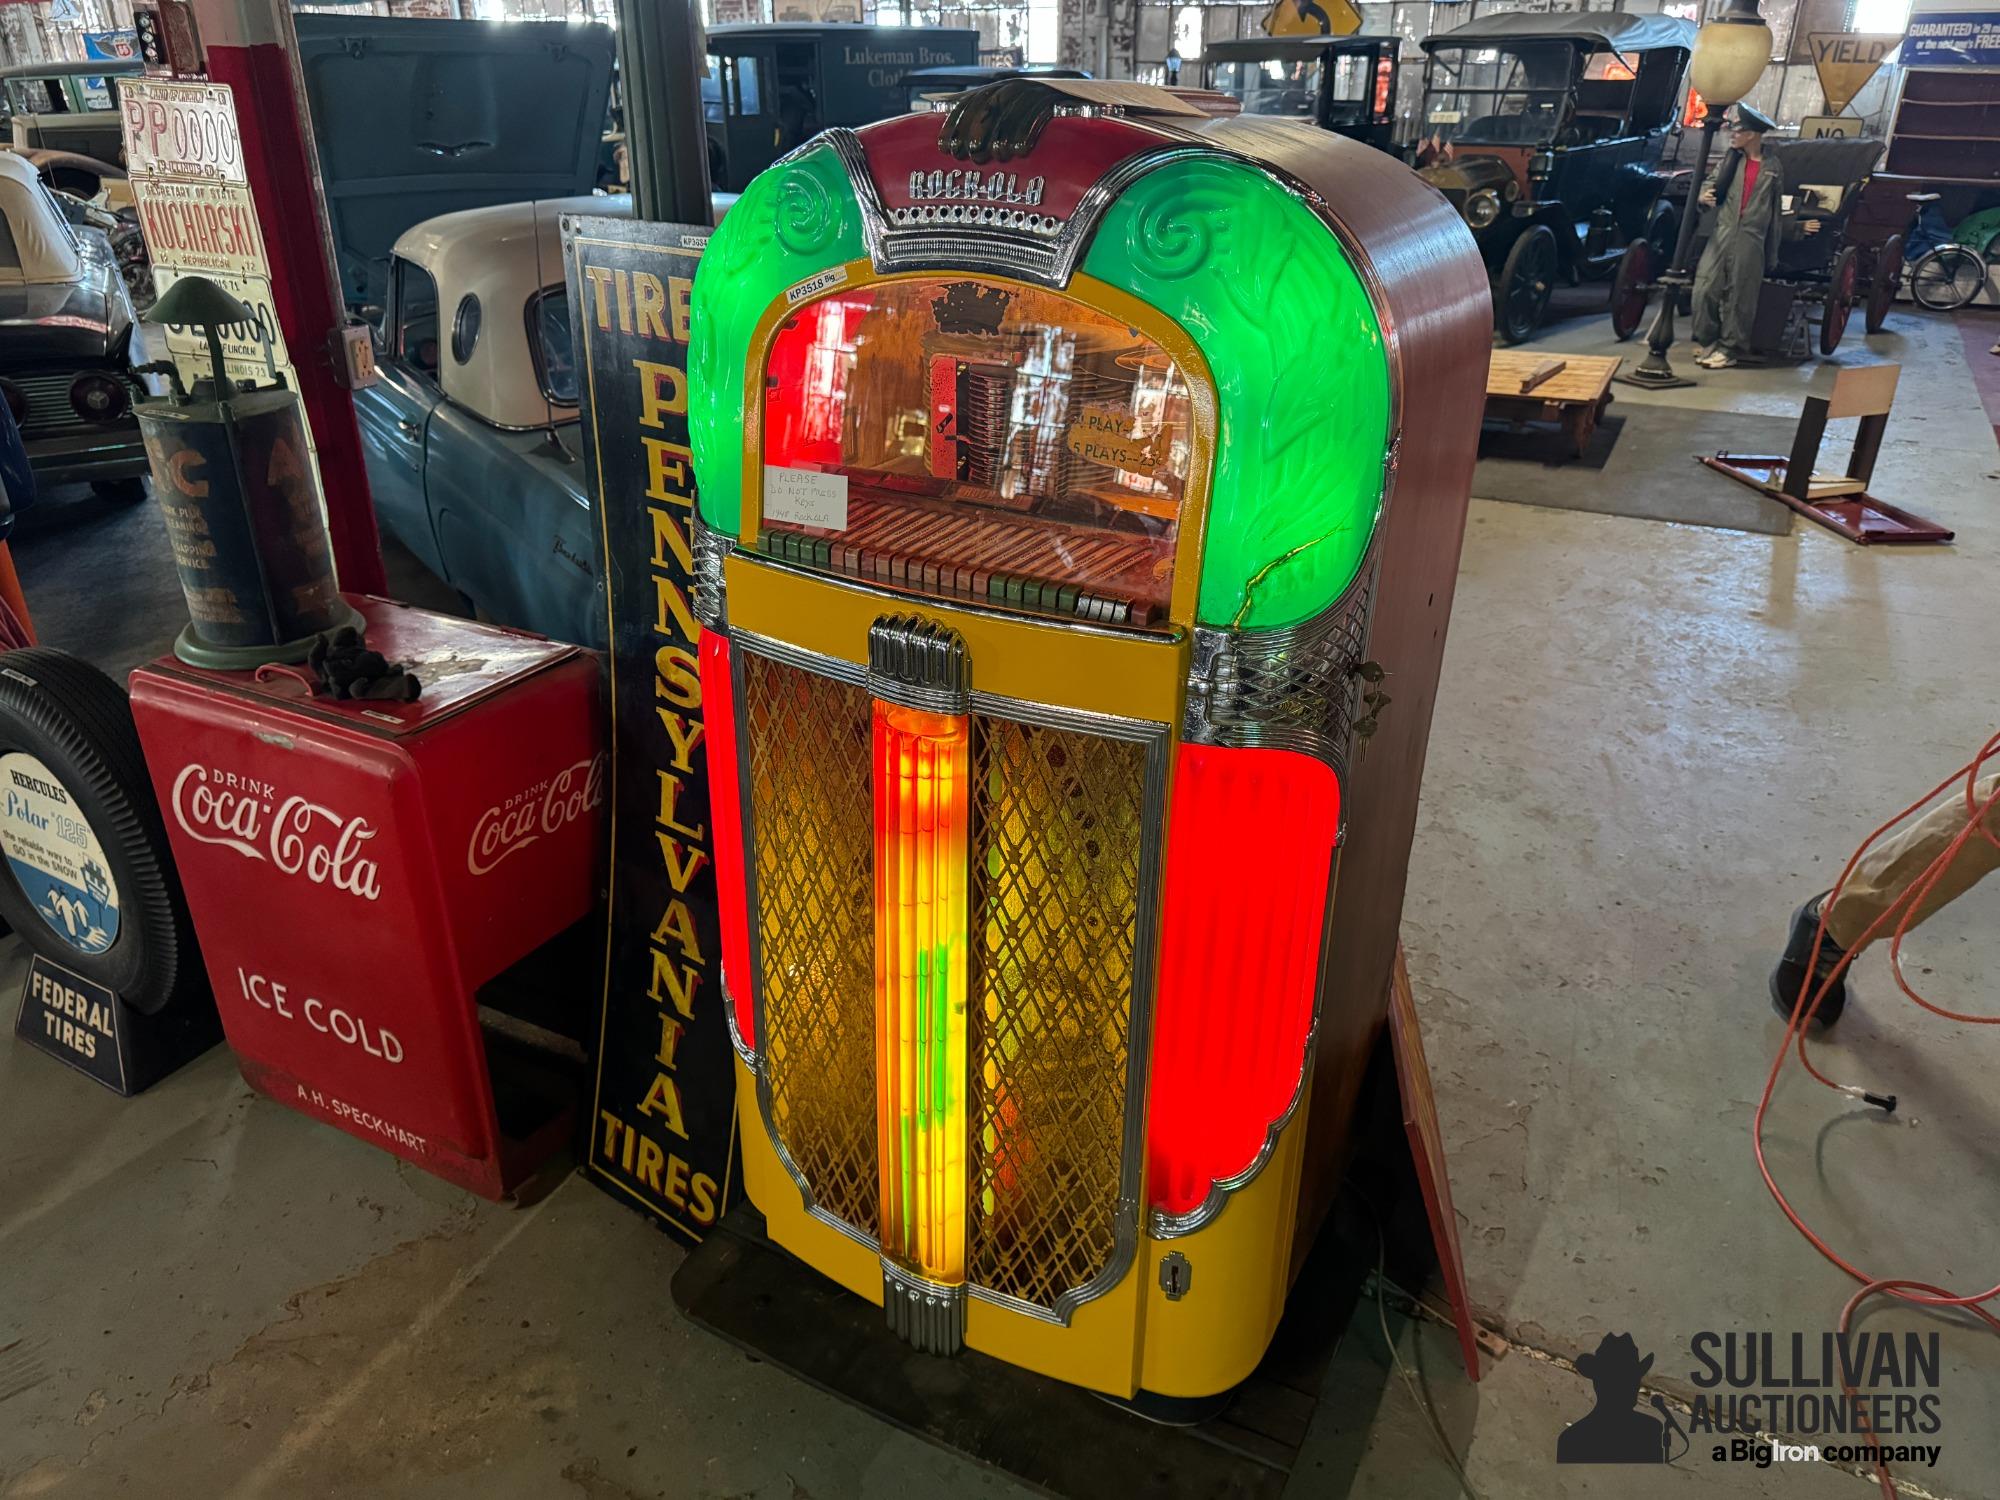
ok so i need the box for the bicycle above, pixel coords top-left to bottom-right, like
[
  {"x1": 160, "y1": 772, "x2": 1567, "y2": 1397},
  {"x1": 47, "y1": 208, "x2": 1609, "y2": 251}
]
[{"x1": 1869, "y1": 193, "x2": 2000, "y2": 325}]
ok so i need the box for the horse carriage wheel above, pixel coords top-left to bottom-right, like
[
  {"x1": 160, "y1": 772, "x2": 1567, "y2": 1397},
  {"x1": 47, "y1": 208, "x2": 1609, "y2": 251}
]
[
  {"x1": 1609, "y1": 239, "x2": 1651, "y2": 341},
  {"x1": 1820, "y1": 245, "x2": 1859, "y2": 357},
  {"x1": 1865, "y1": 233, "x2": 1903, "y2": 334}
]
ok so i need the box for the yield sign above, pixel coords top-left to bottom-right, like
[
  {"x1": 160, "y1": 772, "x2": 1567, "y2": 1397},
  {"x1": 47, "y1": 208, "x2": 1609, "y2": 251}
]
[
  {"x1": 1807, "y1": 32, "x2": 1901, "y2": 114},
  {"x1": 1264, "y1": 0, "x2": 1363, "y2": 38}
]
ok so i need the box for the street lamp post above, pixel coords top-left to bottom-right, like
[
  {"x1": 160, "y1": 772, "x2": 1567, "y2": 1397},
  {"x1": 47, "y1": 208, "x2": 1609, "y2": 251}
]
[{"x1": 1620, "y1": 0, "x2": 1772, "y2": 389}]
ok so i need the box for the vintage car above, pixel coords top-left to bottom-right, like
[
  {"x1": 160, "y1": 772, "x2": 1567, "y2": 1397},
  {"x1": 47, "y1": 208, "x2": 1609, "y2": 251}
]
[
  {"x1": 0, "y1": 58, "x2": 139, "y2": 166},
  {"x1": 1202, "y1": 34, "x2": 1403, "y2": 152},
  {"x1": 357, "y1": 194, "x2": 617, "y2": 649},
  {"x1": 703, "y1": 23, "x2": 977, "y2": 192},
  {"x1": 0, "y1": 150, "x2": 150, "y2": 499},
  {"x1": 1417, "y1": 12, "x2": 1693, "y2": 343}
]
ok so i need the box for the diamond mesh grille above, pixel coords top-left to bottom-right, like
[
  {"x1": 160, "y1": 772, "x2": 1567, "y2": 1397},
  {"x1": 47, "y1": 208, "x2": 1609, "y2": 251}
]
[
  {"x1": 744, "y1": 652, "x2": 879, "y2": 1237},
  {"x1": 965, "y1": 714, "x2": 1145, "y2": 1309}
]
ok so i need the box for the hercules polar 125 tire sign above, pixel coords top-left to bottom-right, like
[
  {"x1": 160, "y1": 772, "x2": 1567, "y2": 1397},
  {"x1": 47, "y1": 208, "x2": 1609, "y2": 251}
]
[{"x1": 0, "y1": 649, "x2": 199, "y2": 1014}]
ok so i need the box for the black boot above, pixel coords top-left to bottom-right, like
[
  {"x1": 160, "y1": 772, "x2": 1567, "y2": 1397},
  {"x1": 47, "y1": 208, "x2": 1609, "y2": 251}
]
[{"x1": 1769, "y1": 893, "x2": 1849, "y2": 1027}]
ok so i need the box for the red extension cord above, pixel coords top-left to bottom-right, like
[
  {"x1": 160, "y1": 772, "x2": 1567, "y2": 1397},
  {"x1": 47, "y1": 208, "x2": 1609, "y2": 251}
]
[{"x1": 1754, "y1": 731, "x2": 2000, "y2": 1498}]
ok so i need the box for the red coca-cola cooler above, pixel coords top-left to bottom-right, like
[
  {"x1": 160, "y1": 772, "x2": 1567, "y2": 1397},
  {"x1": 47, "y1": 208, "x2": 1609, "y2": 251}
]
[{"x1": 129, "y1": 597, "x2": 603, "y2": 1199}]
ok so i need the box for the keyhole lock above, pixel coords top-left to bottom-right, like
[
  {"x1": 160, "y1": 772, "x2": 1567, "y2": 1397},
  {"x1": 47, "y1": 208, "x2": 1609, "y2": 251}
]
[{"x1": 1160, "y1": 1251, "x2": 1192, "y2": 1302}]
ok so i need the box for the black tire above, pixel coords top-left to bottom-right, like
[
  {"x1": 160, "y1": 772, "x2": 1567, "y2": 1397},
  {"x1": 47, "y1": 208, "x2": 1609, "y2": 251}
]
[
  {"x1": 1820, "y1": 246, "x2": 1858, "y2": 356},
  {"x1": 1910, "y1": 244, "x2": 1984, "y2": 311},
  {"x1": 1646, "y1": 200, "x2": 1679, "y2": 266},
  {"x1": 0, "y1": 648, "x2": 197, "y2": 1014},
  {"x1": 1865, "y1": 232, "x2": 1902, "y2": 334},
  {"x1": 1609, "y1": 239, "x2": 1651, "y2": 341},
  {"x1": 46, "y1": 165, "x2": 102, "y2": 198},
  {"x1": 90, "y1": 477, "x2": 148, "y2": 504},
  {"x1": 1495, "y1": 224, "x2": 1558, "y2": 345}
]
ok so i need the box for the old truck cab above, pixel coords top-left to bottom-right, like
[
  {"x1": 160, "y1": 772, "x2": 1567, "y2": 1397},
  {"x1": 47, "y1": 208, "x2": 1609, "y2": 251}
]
[{"x1": 702, "y1": 23, "x2": 978, "y2": 192}]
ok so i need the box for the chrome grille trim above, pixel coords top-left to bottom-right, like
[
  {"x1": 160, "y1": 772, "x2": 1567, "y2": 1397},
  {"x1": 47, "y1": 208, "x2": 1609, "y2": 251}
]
[
  {"x1": 9, "y1": 369, "x2": 143, "y2": 436},
  {"x1": 962, "y1": 689, "x2": 1168, "y2": 1325},
  {"x1": 692, "y1": 514, "x2": 730, "y2": 630},
  {"x1": 1182, "y1": 550, "x2": 1379, "y2": 783},
  {"x1": 733, "y1": 627, "x2": 1169, "y2": 1326},
  {"x1": 882, "y1": 1262, "x2": 967, "y2": 1355},
  {"x1": 734, "y1": 633, "x2": 879, "y2": 1241}
]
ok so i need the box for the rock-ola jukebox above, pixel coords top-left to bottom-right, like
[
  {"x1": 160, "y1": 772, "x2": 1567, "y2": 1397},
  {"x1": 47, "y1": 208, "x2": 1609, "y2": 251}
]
[{"x1": 687, "y1": 80, "x2": 1490, "y2": 1399}]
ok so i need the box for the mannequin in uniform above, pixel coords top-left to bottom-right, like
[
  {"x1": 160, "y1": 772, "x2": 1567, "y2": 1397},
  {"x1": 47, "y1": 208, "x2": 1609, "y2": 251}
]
[{"x1": 1690, "y1": 106, "x2": 1817, "y2": 369}]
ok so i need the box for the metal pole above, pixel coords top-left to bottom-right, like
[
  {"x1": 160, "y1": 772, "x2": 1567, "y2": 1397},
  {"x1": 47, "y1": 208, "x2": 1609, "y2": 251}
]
[
  {"x1": 615, "y1": 0, "x2": 713, "y2": 224},
  {"x1": 1620, "y1": 114, "x2": 1721, "y2": 391},
  {"x1": 192, "y1": 0, "x2": 387, "y2": 592}
]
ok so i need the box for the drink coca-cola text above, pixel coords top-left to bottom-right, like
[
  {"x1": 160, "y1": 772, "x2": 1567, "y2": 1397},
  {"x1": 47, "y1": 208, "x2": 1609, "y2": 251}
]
[
  {"x1": 467, "y1": 753, "x2": 605, "y2": 875},
  {"x1": 171, "y1": 764, "x2": 382, "y2": 901}
]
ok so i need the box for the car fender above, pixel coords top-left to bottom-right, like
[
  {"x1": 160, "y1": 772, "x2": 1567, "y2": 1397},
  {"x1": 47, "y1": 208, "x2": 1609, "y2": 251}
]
[{"x1": 426, "y1": 406, "x2": 602, "y2": 649}]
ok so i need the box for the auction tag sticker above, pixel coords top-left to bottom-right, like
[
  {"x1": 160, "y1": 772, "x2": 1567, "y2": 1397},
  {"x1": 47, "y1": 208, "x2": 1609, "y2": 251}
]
[
  {"x1": 0, "y1": 752, "x2": 120, "y2": 956},
  {"x1": 763, "y1": 466, "x2": 849, "y2": 531},
  {"x1": 785, "y1": 265, "x2": 848, "y2": 305},
  {"x1": 121, "y1": 78, "x2": 245, "y2": 183}
]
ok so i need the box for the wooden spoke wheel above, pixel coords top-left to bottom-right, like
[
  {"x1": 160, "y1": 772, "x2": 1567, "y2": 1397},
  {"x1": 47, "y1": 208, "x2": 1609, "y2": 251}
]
[
  {"x1": 1609, "y1": 239, "x2": 1652, "y2": 341},
  {"x1": 1865, "y1": 232, "x2": 1902, "y2": 334},
  {"x1": 1820, "y1": 245, "x2": 1858, "y2": 357}
]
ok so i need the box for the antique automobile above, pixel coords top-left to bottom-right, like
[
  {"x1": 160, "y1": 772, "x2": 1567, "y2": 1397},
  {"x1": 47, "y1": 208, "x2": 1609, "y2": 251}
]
[
  {"x1": 1417, "y1": 11, "x2": 1693, "y2": 343},
  {"x1": 0, "y1": 58, "x2": 139, "y2": 165},
  {"x1": 1682, "y1": 135, "x2": 1890, "y2": 359},
  {"x1": 354, "y1": 186, "x2": 735, "y2": 646},
  {"x1": 703, "y1": 23, "x2": 978, "y2": 192},
  {"x1": 291, "y1": 15, "x2": 619, "y2": 312},
  {"x1": 901, "y1": 63, "x2": 1089, "y2": 114},
  {"x1": 355, "y1": 194, "x2": 620, "y2": 650},
  {"x1": 0, "y1": 150, "x2": 150, "y2": 500},
  {"x1": 31, "y1": 160, "x2": 151, "y2": 309},
  {"x1": 1203, "y1": 34, "x2": 1403, "y2": 152}
]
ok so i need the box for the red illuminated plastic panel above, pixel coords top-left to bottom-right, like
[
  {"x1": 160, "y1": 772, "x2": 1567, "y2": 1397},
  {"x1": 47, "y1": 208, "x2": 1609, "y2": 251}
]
[
  {"x1": 699, "y1": 631, "x2": 754, "y2": 1049},
  {"x1": 1148, "y1": 742, "x2": 1341, "y2": 1217}
]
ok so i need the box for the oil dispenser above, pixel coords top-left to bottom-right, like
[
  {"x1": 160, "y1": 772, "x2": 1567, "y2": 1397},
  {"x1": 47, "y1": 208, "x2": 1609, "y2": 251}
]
[{"x1": 135, "y1": 275, "x2": 360, "y2": 667}]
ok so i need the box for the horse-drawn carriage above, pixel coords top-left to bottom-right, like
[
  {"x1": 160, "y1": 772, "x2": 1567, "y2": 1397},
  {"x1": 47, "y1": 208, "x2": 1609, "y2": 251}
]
[{"x1": 1682, "y1": 135, "x2": 1892, "y2": 359}]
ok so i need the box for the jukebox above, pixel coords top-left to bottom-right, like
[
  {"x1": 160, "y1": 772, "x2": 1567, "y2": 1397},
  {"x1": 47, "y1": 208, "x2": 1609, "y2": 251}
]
[{"x1": 687, "y1": 80, "x2": 1490, "y2": 1398}]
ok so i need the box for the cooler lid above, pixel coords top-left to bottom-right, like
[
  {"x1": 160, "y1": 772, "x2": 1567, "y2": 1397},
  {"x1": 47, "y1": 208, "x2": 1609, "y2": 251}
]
[{"x1": 143, "y1": 596, "x2": 586, "y2": 740}]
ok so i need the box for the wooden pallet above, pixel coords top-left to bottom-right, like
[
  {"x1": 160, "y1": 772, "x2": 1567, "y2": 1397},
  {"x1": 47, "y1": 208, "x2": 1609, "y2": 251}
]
[{"x1": 1484, "y1": 351, "x2": 1623, "y2": 458}]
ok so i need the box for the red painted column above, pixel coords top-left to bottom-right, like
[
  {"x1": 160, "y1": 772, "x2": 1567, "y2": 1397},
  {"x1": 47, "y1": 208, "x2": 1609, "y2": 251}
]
[{"x1": 191, "y1": 0, "x2": 386, "y2": 593}]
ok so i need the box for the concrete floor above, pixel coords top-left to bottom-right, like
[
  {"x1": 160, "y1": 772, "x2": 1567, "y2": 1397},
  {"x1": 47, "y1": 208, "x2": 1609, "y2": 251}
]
[{"x1": 1, "y1": 298, "x2": 1995, "y2": 1498}]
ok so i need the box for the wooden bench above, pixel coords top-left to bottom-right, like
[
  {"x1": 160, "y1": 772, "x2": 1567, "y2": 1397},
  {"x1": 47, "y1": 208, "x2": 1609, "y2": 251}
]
[{"x1": 1484, "y1": 351, "x2": 1622, "y2": 458}]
